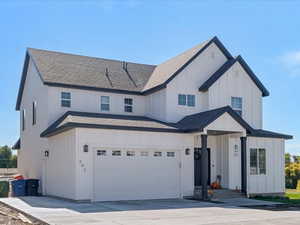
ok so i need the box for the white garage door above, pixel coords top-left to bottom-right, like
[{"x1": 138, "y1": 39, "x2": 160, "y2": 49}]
[{"x1": 93, "y1": 149, "x2": 181, "y2": 201}]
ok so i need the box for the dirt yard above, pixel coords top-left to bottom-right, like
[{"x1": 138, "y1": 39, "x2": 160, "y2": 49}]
[{"x1": 0, "y1": 202, "x2": 46, "y2": 225}]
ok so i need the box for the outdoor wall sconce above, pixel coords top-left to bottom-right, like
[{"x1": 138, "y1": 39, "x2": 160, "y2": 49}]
[
  {"x1": 185, "y1": 148, "x2": 190, "y2": 155},
  {"x1": 44, "y1": 150, "x2": 49, "y2": 157},
  {"x1": 83, "y1": 144, "x2": 89, "y2": 153}
]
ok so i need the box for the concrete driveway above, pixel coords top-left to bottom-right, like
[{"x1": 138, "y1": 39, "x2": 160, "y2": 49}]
[{"x1": 1, "y1": 197, "x2": 300, "y2": 225}]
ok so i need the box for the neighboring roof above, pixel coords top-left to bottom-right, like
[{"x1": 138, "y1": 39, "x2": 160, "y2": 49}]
[
  {"x1": 176, "y1": 106, "x2": 253, "y2": 133},
  {"x1": 16, "y1": 36, "x2": 235, "y2": 110},
  {"x1": 199, "y1": 55, "x2": 270, "y2": 97},
  {"x1": 249, "y1": 129, "x2": 293, "y2": 139},
  {"x1": 40, "y1": 111, "x2": 180, "y2": 137},
  {"x1": 12, "y1": 139, "x2": 20, "y2": 149}
]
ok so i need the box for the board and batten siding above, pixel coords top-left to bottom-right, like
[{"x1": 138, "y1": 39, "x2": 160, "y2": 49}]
[
  {"x1": 165, "y1": 42, "x2": 228, "y2": 123},
  {"x1": 145, "y1": 89, "x2": 167, "y2": 121},
  {"x1": 247, "y1": 137, "x2": 285, "y2": 195},
  {"x1": 18, "y1": 58, "x2": 49, "y2": 193},
  {"x1": 208, "y1": 62, "x2": 263, "y2": 129},
  {"x1": 46, "y1": 129, "x2": 77, "y2": 199}
]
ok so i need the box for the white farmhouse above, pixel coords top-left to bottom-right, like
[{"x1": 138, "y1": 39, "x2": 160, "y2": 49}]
[{"x1": 13, "y1": 36, "x2": 292, "y2": 201}]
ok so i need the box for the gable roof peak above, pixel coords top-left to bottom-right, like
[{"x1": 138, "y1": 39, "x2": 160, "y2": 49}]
[{"x1": 199, "y1": 54, "x2": 270, "y2": 97}]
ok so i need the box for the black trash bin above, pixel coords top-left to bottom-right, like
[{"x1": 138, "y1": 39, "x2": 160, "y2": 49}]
[{"x1": 26, "y1": 179, "x2": 39, "y2": 196}]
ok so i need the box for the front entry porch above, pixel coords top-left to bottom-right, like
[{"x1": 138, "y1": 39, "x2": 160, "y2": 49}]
[
  {"x1": 192, "y1": 110, "x2": 249, "y2": 200},
  {"x1": 193, "y1": 132, "x2": 247, "y2": 200}
]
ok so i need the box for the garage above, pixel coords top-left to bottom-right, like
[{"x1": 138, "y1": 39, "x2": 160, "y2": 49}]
[{"x1": 93, "y1": 148, "x2": 181, "y2": 201}]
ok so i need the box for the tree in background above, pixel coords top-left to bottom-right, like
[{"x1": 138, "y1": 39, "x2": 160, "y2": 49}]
[
  {"x1": 285, "y1": 153, "x2": 300, "y2": 189},
  {"x1": 285, "y1": 153, "x2": 291, "y2": 165},
  {"x1": 0, "y1": 145, "x2": 17, "y2": 168}
]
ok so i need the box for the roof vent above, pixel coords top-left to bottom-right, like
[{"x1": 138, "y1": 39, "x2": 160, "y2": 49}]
[
  {"x1": 105, "y1": 67, "x2": 113, "y2": 87},
  {"x1": 122, "y1": 61, "x2": 128, "y2": 71}
]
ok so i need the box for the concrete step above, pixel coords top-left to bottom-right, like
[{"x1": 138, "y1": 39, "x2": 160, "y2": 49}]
[
  {"x1": 194, "y1": 187, "x2": 245, "y2": 200},
  {"x1": 212, "y1": 189, "x2": 245, "y2": 200}
]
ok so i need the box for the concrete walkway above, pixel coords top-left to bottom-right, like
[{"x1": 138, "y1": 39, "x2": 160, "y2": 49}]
[{"x1": 1, "y1": 197, "x2": 300, "y2": 225}]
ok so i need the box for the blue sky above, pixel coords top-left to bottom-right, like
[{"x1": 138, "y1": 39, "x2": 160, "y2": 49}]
[{"x1": 0, "y1": 0, "x2": 299, "y2": 155}]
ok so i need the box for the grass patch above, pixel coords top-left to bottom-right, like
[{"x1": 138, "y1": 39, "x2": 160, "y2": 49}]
[{"x1": 254, "y1": 189, "x2": 300, "y2": 205}]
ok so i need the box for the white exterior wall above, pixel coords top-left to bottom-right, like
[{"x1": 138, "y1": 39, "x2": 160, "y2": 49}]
[
  {"x1": 165, "y1": 43, "x2": 227, "y2": 122},
  {"x1": 19, "y1": 59, "x2": 49, "y2": 191},
  {"x1": 145, "y1": 89, "x2": 167, "y2": 121},
  {"x1": 208, "y1": 62, "x2": 263, "y2": 129},
  {"x1": 46, "y1": 130, "x2": 76, "y2": 199},
  {"x1": 47, "y1": 87, "x2": 146, "y2": 124},
  {"x1": 247, "y1": 137, "x2": 285, "y2": 194},
  {"x1": 75, "y1": 128, "x2": 194, "y2": 200}
]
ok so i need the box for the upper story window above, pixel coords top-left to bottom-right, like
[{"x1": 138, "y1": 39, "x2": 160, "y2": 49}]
[
  {"x1": 124, "y1": 98, "x2": 133, "y2": 112},
  {"x1": 32, "y1": 101, "x2": 37, "y2": 125},
  {"x1": 250, "y1": 148, "x2": 266, "y2": 175},
  {"x1": 101, "y1": 96, "x2": 110, "y2": 111},
  {"x1": 178, "y1": 94, "x2": 186, "y2": 105},
  {"x1": 178, "y1": 94, "x2": 195, "y2": 107},
  {"x1": 22, "y1": 109, "x2": 26, "y2": 131},
  {"x1": 231, "y1": 97, "x2": 242, "y2": 116},
  {"x1": 61, "y1": 92, "x2": 71, "y2": 107},
  {"x1": 187, "y1": 95, "x2": 195, "y2": 107}
]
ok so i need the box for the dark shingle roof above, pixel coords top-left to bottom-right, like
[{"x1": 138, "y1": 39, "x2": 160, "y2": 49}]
[
  {"x1": 199, "y1": 55, "x2": 270, "y2": 97},
  {"x1": 176, "y1": 106, "x2": 253, "y2": 132},
  {"x1": 249, "y1": 129, "x2": 293, "y2": 139},
  {"x1": 12, "y1": 139, "x2": 20, "y2": 149},
  {"x1": 28, "y1": 48, "x2": 156, "y2": 92},
  {"x1": 16, "y1": 36, "x2": 270, "y2": 110}
]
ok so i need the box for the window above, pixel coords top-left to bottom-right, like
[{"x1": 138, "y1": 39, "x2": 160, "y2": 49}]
[
  {"x1": 97, "y1": 150, "x2": 106, "y2": 156},
  {"x1": 127, "y1": 151, "x2": 135, "y2": 156},
  {"x1": 259, "y1": 148, "x2": 266, "y2": 174},
  {"x1": 178, "y1": 94, "x2": 186, "y2": 105},
  {"x1": 167, "y1": 152, "x2": 175, "y2": 157},
  {"x1": 141, "y1": 151, "x2": 148, "y2": 156},
  {"x1": 21, "y1": 109, "x2": 26, "y2": 131},
  {"x1": 250, "y1": 148, "x2": 266, "y2": 175},
  {"x1": 61, "y1": 92, "x2": 71, "y2": 107},
  {"x1": 101, "y1": 96, "x2": 110, "y2": 111},
  {"x1": 178, "y1": 94, "x2": 195, "y2": 106},
  {"x1": 112, "y1": 150, "x2": 121, "y2": 156},
  {"x1": 154, "y1": 151, "x2": 162, "y2": 157},
  {"x1": 250, "y1": 148, "x2": 257, "y2": 175},
  {"x1": 124, "y1": 98, "x2": 133, "y2": 112},
  {"x1": 187, "y1": 95, "x2": 195, "y2": 107},
  {"x1": 231, "y1": 97, "x2": 242, "y2": 116},
  {"x1": 32, "y1": 101, "x2": 37, "y2": 125}
]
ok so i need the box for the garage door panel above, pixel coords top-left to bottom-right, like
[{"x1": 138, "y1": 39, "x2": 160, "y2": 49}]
[{"x1": 93, "y1": 149, "x2": 181, "y2": 201}]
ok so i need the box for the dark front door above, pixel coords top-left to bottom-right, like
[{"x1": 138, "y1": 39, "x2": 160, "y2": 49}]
[{"x1": 194, "y1": 148, "x2": 211, "y2": 186}]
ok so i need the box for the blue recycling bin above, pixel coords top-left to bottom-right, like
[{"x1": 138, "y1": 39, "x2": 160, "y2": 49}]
[{"x1": 11, "y1": 180, "x2": 26, "y2": 196}]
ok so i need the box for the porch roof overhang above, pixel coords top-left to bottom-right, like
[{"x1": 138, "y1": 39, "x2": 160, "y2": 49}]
[
  {"x1": 40, "y1": 107, "x2": 293, "y2": 140},
  {"x1": 176, "y1": 106, "x2": 252, "y2": 134},
  {"x1": 40, "y1": 111, "x2": 181, "y2": 138}
]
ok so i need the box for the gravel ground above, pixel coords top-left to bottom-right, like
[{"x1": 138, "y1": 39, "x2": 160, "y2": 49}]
[{"x1": 0, "y1": 202, "x2": 46, "y2": 225}]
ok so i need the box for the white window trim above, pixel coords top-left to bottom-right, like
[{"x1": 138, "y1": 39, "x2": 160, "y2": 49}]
[
  {"x1": 101, "y1": 96, "x2": 110, "y2": 112},
  {"x1": 124, "y1": 98, "x2": 133, "y2": 113},
  {"x1": 61, "y1": 92, "x2": 71, "y2": 108},
  {"x1": 250, "y1": 148, "x2": 266, "y2": 175},
  {"x1": 231, "y1": 96, "x2": 242, "y2": 116}
]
